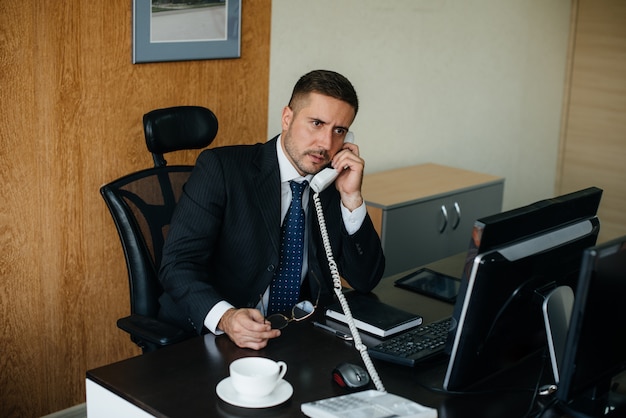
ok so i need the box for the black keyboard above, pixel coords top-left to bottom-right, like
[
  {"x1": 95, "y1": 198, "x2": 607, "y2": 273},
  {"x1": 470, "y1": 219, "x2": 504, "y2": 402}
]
[{"x1": 368, "y1": 317, "x2": 452, "y2": 366}]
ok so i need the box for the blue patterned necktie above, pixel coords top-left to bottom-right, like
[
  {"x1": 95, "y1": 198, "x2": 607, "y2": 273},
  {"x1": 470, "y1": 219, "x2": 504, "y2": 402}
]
[{"x1": 268, "y1": 180, "x2": 308, "y2": 315}]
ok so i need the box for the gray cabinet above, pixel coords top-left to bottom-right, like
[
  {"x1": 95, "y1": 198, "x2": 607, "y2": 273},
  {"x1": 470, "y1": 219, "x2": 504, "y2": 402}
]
[{"x1": 362, "y1": 164, "x2": 504, "y2": 277}]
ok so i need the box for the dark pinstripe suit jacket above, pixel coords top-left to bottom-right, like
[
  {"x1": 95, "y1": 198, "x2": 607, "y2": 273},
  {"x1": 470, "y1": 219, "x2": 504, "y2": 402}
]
[{"x1": 158, "y1": 137, "x2": 385, "y2": 334}]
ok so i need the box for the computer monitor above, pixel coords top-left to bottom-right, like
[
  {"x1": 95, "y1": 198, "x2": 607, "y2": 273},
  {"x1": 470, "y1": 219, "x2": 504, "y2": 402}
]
[
  {"x1": 448, "y1": 187, "x2": 603, "y2": 332},
  {"x1": 443, "y1": 188, "x2": 602, "y2": 392},
  {"x1": 555, "y1": 236, "x2": 626, "y2": 416},
  {"x1": 457, "y1": 187, "x2": 603, "y2": 280}
]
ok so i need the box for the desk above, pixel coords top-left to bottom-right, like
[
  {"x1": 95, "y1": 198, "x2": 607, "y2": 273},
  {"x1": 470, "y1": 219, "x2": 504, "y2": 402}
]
[{"x1": 86, "y1": 254, "x2": 558, "y2": 417}]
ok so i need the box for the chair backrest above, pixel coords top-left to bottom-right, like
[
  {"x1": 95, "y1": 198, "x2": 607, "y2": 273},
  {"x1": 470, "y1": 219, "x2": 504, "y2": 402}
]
[
  {"x1": 101, "y1": 167, "x2": 193, "y2": 317},
  {"x1": 144, "y1": 105, "x2": 218, "y2": 167},
  {"x1": 101, "y1": 106, "x2": 218, "y2": 319}
]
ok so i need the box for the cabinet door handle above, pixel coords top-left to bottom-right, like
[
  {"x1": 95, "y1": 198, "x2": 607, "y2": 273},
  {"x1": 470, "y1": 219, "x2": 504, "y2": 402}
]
[
  {"x1": 439, "y1": 204, "x2": 449, "y2": 233},
  {"x1": 452, "y1": 202, "x2": 461, "y2": 230}
]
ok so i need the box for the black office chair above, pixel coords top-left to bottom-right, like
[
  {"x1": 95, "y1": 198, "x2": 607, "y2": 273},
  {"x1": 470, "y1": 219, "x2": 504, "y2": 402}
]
[{"x1": 100, "y1": 106, "x2": 218, "y2": 353}]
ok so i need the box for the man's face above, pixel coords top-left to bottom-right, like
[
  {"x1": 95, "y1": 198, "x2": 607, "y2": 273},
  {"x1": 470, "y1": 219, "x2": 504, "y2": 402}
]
[{"x1": 281, "y1": 92, "x2": 356, "y2": 176}]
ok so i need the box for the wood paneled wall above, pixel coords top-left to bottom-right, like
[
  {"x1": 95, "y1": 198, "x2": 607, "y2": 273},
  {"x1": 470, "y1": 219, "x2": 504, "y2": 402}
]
[
  {"x1": 0, "y1": 1, "x2": 271, "y2": 416},
  {"x1": 557, "y1": 0, "x2": 626, "y2": 243}
]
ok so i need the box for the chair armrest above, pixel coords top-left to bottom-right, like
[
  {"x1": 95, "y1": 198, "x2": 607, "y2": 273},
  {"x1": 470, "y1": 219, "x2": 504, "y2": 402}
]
[{"x1": 117, "y1": 314, "x2": 191, "y2": 347}]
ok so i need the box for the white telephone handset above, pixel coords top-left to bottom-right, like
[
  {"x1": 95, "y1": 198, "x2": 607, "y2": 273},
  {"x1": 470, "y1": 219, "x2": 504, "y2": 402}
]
[{"x1": 309, "y1": 131, "x2": 355, "y2": 193}]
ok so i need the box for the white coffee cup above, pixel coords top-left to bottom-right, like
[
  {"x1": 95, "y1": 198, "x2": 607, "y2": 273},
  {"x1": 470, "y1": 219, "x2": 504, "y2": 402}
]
[{"x1": 229, "y1": 357, "x2": 287, "y2": 398}]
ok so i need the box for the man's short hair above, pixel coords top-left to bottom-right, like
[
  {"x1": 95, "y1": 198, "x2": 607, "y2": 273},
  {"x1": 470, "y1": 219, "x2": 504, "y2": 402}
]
[{"x1": 288, "y1": 70, "x2": 359, "y2": 115}]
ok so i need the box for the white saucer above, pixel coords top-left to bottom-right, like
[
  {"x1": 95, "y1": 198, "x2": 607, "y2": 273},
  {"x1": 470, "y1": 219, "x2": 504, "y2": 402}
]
[{"x1": 215, "y1": 377, "x2": 293, "y2": 408}]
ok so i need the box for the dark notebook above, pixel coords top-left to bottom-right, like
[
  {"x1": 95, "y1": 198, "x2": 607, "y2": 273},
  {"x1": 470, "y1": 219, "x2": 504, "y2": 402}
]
[{"x1": 325, "y1": 291, "x2": 423, "y2": 338}]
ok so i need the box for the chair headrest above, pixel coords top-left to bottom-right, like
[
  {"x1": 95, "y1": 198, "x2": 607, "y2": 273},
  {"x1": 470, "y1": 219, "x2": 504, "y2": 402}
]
[{"x1": 143, "y1": 106, "x2": 218, "y2": 164}]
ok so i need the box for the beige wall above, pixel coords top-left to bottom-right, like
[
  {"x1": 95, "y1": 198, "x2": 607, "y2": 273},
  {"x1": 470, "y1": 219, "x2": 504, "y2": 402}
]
[
  {"x1": 0, "y1": 1, "x2": 271, "y2": 416},
  {"x1": 269, "y1": 0, "x2": 572, "y2": 212}
]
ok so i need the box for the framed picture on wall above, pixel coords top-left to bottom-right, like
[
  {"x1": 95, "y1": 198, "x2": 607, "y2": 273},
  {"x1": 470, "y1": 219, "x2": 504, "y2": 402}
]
[{"x1": 133, "y1": 0, "x2": 241, "y2": 64}]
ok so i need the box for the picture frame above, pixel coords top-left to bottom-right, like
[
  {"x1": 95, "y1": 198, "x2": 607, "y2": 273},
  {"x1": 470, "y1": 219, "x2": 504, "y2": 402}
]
[{"x1": 133, "y1": 0, "x2": 241, "y2": 64}]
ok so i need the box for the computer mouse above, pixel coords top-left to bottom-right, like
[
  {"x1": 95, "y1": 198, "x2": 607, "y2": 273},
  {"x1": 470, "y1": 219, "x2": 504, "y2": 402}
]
[{"x1": 332, "y1": 362, "x2": 370, "y2": 389}]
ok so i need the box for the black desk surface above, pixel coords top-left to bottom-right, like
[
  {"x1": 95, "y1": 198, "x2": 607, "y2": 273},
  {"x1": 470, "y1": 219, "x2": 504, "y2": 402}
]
[{"x1": 87, "y1": 254, "x2": 562, "y2": 417}]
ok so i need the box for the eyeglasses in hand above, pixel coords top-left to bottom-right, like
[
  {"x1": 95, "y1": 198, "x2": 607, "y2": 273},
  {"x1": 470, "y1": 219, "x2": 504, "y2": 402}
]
[{"x1": 260, "y1": 275, "x2": 321, "y2": 330}]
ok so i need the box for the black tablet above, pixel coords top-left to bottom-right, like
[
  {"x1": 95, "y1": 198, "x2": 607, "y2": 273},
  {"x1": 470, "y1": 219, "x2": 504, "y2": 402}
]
[{"x1": 394, "y1": 268, "x2": 461, "y2": 304}]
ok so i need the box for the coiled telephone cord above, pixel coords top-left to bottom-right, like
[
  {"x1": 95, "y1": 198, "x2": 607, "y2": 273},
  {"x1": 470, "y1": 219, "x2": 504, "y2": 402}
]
[{"x1": 312, "y1": 192, "x2": 386, "y2": 392}]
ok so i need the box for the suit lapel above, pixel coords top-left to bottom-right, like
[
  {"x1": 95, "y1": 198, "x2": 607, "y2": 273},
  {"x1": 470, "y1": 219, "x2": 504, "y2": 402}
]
[{"x1": 252, "y1": 137, "x2": 281, "y2": 254}]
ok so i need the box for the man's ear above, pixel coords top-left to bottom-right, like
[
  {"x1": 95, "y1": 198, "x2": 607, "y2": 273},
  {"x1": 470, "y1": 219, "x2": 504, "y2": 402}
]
[{"x1": 281, "y1": 106, "x2": 293, "y2": 131}]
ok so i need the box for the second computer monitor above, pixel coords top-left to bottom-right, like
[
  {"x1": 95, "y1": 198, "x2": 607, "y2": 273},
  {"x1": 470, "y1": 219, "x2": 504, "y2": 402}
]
[
  {"x1": 556, "y1": 236, "x2": 626, "y2": 416},
  {"x1": 443, "y1": 187, "x2": 602, "y2": 392}
]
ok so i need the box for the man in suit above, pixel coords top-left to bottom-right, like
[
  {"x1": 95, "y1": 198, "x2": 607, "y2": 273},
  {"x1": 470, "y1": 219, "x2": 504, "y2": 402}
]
[{"x1": 158, "y1": 70, "x2": 385, "y2": 349}]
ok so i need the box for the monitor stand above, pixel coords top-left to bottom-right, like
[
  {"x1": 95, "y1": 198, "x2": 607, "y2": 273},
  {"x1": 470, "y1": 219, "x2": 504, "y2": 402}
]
[
  {"x1": 543, "y1": 287, "x2": 626, "y2": 416},
  {"x1": 531, "y1": 285, "x2": 574, "y2": 412},
  {"x1": 541, "y1": 285, "x2": 574, "y2": 385}
]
